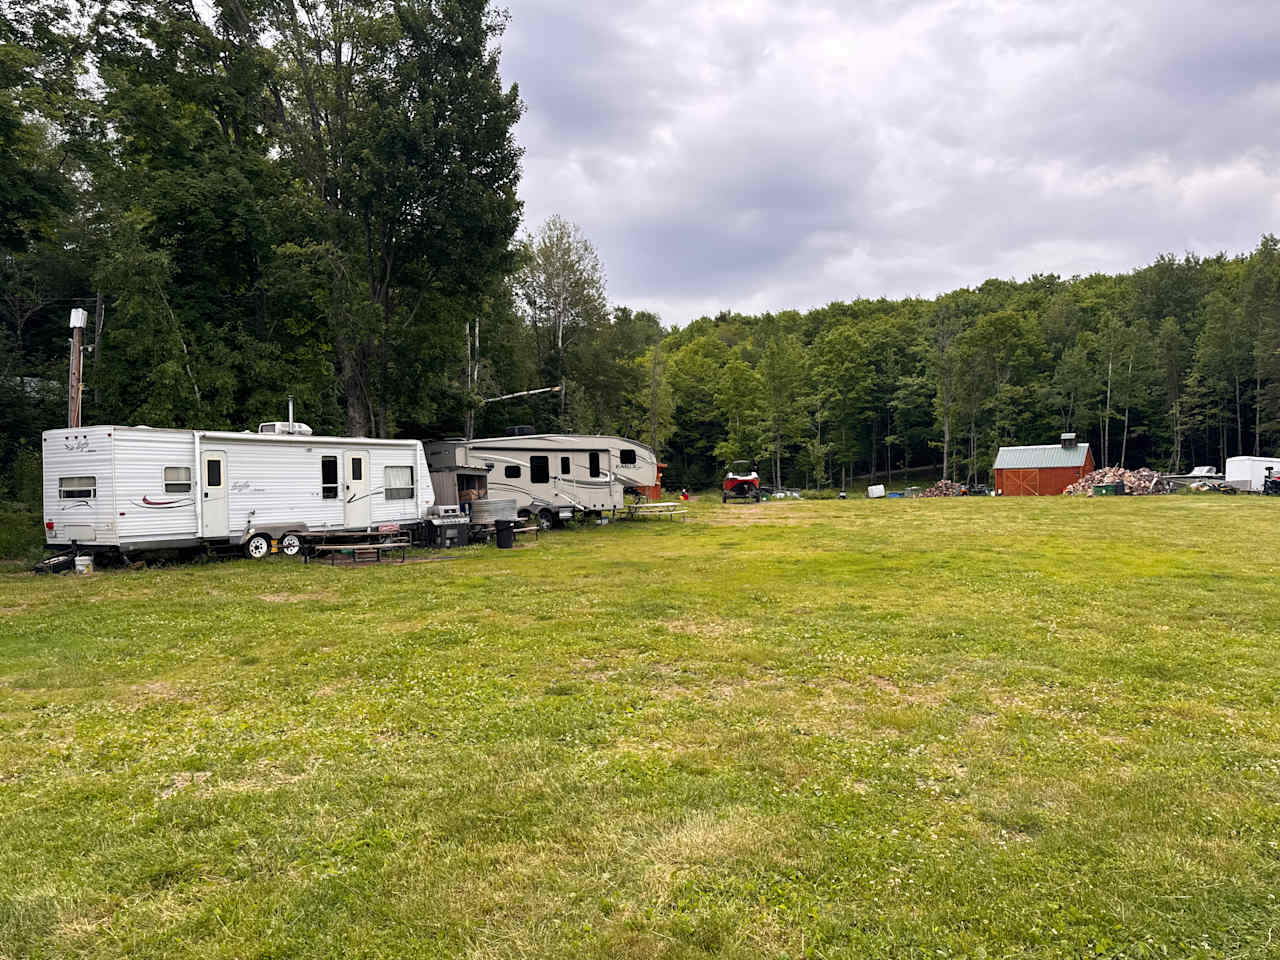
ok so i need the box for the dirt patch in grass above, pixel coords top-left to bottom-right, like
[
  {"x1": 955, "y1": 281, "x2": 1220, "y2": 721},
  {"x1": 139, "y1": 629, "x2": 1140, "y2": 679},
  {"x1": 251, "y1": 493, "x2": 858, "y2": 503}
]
[
  {"x1": 258, "y1": 590, "x2": 340, "y2": 603},
  {"x1": 658, "y1": 617, "x2": 744, "y2": 639},
  {"x1": 701, "y1": 506, "x2": 819, "y2": 527},
  {"x1": 129, "y1": 680, "x2": 188, "y2": 702},
  {"x1": 641, "y1": 807, "x2": 799, "y2": 886},
  {"x1": 158, "y1": 771, "x2": 211, "y2": 798}
]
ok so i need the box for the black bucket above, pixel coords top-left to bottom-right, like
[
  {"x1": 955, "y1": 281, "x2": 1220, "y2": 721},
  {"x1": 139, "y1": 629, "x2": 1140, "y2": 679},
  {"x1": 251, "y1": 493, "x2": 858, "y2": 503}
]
[{"x1": 495, "y1": 519, "x2": 515, "y2": 549}]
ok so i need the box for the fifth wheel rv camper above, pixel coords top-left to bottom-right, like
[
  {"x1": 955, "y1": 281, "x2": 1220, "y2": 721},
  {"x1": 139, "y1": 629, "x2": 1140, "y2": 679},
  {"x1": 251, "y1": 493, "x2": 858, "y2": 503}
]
[
  {"x1": 43, "y1": 424, "x2": 433, "y2": 558},
  {"x1": 426, "y1": 432, "x2": 658, "y2": 527}
]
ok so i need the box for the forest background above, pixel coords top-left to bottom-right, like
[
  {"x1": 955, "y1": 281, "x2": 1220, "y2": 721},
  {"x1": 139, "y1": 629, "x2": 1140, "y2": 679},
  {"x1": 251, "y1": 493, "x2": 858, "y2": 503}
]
[{"x1": 5, "y1": 0, "x2": 1280, "y2": 503}]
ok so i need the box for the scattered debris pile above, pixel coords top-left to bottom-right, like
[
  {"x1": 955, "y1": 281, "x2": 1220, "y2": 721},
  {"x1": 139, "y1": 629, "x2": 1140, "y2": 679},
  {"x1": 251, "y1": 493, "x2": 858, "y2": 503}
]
[
  {"x1": 1064, "y1": 466, "x2": 1167, "y2": 496},
  {"x1": 1187, "y1": 479, "x2": 1237, "y2": 494},
  {"x1": 921, "y1": 479, "x2": 968, "y2": 498}
]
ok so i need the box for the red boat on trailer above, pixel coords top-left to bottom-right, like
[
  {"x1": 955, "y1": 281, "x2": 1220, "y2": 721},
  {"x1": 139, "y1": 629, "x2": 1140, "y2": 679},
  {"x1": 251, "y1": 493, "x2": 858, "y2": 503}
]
[{"x1": 723, "y1": 460, "x2": 761, "y2": 502}]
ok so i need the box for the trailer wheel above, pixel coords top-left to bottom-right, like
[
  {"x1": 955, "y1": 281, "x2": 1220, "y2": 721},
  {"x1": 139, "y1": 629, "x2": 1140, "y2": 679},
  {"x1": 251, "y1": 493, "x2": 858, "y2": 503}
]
[
  {"x1": 244, "y1": 533, "x2": 271, "y2": 559},
  {"x1": 536, "y1": 508, "x2": 555, "y2": 531},
  {"x1": 279, "y1": 533, "x2": 302, "y2": 557}
]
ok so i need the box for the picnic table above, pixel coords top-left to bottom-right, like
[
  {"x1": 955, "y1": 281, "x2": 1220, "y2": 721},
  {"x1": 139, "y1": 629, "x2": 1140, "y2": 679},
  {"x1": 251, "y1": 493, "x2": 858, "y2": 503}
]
[
  {"x1": 301, "y1": 530, "x2": 410, "y2": 565},
  {"x1": 624, "y1": 501, "x2": 688, "y2": 521}
]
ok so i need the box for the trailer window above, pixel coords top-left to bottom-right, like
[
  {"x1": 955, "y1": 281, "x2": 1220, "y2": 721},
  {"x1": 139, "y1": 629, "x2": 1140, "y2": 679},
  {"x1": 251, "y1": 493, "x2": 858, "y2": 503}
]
[
  {"x1": 504, "y1": 465, "x2": 521, "y2": 479},
  {"x1": 164, "y1": 466, "x2": 191, "y2": 493},
  {"x1": 619, "y1": 449, "x2": 637, "y2": 465},
  {"x1": 206, "y1": 459, "x2": 222, "y2": 487},
  {"x1": 351, "y1": 457, "x2": 362, "y2": 481},
  {"x1": 560, "y1": 456, "x2": 570, "y2": 475},
  {"x1": 385, "y1": 466, "x2": 414, "y2": 500},
  {"x1": 530, "y1": 456, "x2": 549, "y2": 484},
  {"x1": 589, "y1": 452, "x2": 601, "y2": 478},
  {"x1": 59, "y1": 476, "x2": 95, "y2": 499},
  {"x1": 321, "y1": 456, "x2": 338, "y2": 499}
]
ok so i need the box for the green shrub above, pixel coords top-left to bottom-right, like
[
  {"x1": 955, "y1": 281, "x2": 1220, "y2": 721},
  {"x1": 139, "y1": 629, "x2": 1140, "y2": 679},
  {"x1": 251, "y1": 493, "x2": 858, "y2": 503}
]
[{"x1": 0, "y1": 510, "x2": 44, "y2": 567}]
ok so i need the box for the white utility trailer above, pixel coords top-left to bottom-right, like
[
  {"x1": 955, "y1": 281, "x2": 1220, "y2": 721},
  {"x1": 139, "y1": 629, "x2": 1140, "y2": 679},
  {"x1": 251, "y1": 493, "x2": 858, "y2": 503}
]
[
  {"x1": 1225, "y1": 456, "x2": 1280, "y2": 492},
  {"x1": 42, "y1": 424, "x2": 433, "y2": 558},
  {"x1": 426, "y1": 432, "x2": 658, "y2": 528}
]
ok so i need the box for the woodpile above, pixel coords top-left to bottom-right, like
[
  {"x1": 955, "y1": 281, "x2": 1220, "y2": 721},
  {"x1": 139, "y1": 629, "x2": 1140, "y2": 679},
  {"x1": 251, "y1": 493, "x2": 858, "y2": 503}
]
[
  {"x1": 921, "y1": 479, "x2": 968, "y2": 497},
  {"x1": 1063, "y1": 467, "x2": 1167, "y2": 496}
]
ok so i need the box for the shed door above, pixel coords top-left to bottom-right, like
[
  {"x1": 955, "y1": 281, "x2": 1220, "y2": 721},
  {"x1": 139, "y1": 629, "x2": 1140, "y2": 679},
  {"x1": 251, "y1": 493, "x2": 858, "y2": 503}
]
[
  {"x1": 201, "y1": 451, "x2": 228, "y2": 538},
  {"x1": 344, "y1": 450, "x2": 371, "y2": 529}
]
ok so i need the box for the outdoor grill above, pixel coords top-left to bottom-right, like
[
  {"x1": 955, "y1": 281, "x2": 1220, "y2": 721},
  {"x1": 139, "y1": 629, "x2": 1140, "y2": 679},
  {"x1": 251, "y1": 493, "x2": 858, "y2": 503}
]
[{"x1": 428, "y1": 506, "x2": 470, "y2": 548}]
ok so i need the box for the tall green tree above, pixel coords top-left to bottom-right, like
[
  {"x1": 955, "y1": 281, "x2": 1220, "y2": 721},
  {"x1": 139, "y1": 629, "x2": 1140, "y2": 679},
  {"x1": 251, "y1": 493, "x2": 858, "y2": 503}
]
[{"x1": 268, "y1": 0, "x2": 523, "y2": 435}]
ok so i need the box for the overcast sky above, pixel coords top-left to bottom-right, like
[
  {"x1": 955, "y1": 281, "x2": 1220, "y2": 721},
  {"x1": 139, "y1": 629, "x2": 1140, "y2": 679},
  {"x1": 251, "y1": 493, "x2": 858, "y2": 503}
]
[{"x1": 500, "y1": 0, "x2": 1280, "y2": 325}]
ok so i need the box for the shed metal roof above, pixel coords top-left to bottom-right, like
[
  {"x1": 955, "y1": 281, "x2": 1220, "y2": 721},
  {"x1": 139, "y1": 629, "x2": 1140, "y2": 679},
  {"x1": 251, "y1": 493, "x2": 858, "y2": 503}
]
[{"x1": 994, "y1": 443, "x2": 1091, "y2": 470}]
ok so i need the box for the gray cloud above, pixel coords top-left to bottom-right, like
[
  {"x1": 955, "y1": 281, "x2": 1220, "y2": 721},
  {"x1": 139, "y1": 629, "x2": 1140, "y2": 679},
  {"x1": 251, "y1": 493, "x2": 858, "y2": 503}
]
[{"x1": 502, "y1": 0, "x2": 1280, "y2": 324}]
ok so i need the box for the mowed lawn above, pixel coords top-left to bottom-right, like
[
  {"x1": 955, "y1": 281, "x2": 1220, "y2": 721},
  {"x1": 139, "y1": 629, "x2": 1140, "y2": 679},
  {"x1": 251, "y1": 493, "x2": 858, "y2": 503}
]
[{"x1": 1, "y1": 497, "x2": 1279, "y2": 959}]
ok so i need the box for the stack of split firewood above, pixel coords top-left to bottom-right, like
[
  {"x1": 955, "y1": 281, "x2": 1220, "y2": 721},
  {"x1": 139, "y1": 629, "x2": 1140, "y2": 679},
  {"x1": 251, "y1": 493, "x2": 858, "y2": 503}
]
[
  {"x1": 921, "y1": 479, "x2": 968, "y2": 498},
  {"x1": 1063, "y1": 466, "x2": 1167, "y2": 496}
]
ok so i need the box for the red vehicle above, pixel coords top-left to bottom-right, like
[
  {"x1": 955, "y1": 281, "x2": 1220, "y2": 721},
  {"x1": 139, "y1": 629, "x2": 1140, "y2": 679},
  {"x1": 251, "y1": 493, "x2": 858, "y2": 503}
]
[{"x1": 722, "y1": 460, "x2": 761, "y2": 502}]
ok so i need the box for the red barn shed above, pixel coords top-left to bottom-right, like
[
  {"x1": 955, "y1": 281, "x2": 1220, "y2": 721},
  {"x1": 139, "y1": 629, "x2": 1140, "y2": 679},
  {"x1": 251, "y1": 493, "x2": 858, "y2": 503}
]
[{"x1": 994, "y1": 434, "x2": 1094, "y2": 496}]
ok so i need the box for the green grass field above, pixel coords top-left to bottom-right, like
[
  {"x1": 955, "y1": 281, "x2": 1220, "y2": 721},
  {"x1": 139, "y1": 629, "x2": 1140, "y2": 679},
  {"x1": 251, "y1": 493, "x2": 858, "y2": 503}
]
[{"x1": 2, "y1": 497, "x2": 1278, "y2": 959}]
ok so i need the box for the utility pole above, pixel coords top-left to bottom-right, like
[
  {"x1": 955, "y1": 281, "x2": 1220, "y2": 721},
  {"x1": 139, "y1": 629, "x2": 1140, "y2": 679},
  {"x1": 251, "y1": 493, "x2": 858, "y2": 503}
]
[
  {"x1": 67, "y1": 307, "x2": 87, "y2": 428},
  {"x1": 464, "y1": 319, "x2": 481, "y2": 441}
]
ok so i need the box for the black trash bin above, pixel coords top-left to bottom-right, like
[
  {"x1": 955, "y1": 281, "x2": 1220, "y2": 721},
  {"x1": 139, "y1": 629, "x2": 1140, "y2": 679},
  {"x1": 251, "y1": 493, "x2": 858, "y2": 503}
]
[{"x1": 495, "y1": 519, "x2": 515, "y2": 549}]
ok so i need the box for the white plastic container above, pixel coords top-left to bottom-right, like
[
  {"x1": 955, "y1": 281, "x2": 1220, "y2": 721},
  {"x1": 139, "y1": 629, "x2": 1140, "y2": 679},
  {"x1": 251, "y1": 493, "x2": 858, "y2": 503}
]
[
  {"x1": 867, "y1": 484, "x2": 886, "y2": 499},
  {"x1": 74, "y1": 554, "x2": 94, "y2": 575}
]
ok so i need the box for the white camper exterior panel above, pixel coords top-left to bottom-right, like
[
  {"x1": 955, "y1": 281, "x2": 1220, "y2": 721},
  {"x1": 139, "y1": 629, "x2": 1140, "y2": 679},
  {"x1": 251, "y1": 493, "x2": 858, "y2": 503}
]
[
  {"x1": 114, "y1": 428, "x2": 200, "y2": 547},
  {"x1": 42, "y1": 426, "x2": 121, "y2": 547},
  {"x1": 43, "y1": 426, "x2": 434, "y2": 553},
  {"x1": 1225, "y1": 456, "x2": 1280, "y2": 492}
]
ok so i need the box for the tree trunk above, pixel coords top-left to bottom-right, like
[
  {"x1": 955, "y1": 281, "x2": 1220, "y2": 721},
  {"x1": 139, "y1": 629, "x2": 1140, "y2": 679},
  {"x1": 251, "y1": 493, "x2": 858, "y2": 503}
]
[
  {"x1": 1256, "y1": 369, "x2": 1262, "y2": 456},
  {"x1": 91, "y1": 292, "x2": 104, "y2": 412},
  {"x1": 941, "y1": 410, "x2": 951, "y2": 482},
  {"x1": 1235, "y1": 375, "x2": 1243, "y2": 457},
  {"x1": 1104, "y1": 356, "x2": 1113, "y2": 467}
]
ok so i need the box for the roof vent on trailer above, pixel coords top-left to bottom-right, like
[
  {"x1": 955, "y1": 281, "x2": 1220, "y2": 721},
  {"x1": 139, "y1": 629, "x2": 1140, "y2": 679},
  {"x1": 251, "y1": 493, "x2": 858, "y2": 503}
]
[
  {"x1": 1060, "y1": 433, "x2": 1077, "y2": 449},
  {"x1": 504, "y1": 425, "x2": 536, "y2": 436},
  {"x1": 259, "y1": 421, "x2": 313, "y2": 436}
]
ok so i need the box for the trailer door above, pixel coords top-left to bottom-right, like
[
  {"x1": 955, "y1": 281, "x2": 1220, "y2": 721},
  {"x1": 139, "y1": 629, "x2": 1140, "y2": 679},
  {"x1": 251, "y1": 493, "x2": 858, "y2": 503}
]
[
  {"x1": 571, "y1": 449, "x2": 611, "y2": 510},
  {"x1": 344, "y1": 450, "x2": 371, "y2": 529},
  {"x1": 201, "y1": 450, "x2": 228, "y2": 538}
]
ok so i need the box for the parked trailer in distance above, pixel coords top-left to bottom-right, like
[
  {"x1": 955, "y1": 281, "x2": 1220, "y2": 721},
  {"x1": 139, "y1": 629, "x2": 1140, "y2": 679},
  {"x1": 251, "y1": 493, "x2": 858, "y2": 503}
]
[
  {"x1": 1225, "y1": 456, "x2": 1280, "y2": 493},
  {"x1": 426, "y1": 433, "x2": 658, "y2": 528},
  {"x1": 42, "y1": 425, "x2": 433, "y2": 559}
]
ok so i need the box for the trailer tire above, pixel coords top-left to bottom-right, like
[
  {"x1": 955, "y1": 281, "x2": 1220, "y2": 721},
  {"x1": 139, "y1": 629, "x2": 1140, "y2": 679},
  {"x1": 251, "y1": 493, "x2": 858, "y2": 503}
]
[
  {"x1": 279, "y1": 533, "x2": 302, "y2": 557},
  {"x1": 245, "y1": 533, "x2": 271, "y2": 559},
  {"x1": 536, "y1": 508, "x2": 555, "y2": 531}
]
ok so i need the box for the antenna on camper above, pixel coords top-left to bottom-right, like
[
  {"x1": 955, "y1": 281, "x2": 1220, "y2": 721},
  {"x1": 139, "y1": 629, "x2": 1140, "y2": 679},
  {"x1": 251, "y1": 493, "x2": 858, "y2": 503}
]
[
  {"x1": 467, "y1": 384, "x2": 561, "y2": 441},
  {"x1": 287, "y1": 394, "x2": 295, "y2": 433}
]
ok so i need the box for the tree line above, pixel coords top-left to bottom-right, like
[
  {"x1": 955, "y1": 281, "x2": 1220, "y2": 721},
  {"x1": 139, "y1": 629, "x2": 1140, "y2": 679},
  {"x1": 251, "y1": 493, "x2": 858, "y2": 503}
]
[
  {"x1": 643, "y1": 239, "x2": 1280, "y2": 490},
  {"x1": 4, "y1": 2, "x2": 1280, "y2": 503}
]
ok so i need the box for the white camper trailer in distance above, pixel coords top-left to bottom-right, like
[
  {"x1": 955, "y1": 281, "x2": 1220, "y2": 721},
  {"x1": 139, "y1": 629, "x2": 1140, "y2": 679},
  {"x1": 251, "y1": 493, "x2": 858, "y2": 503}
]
[
  {"x1": 43, "y1": 424, "x2": 433, "y2": 558},
  {"x1": 426, "y1": 433, "x2": 658, "y2": 527},
  {"x1": 1225, "y1": 456, "x2": 1280, "y2": 492}
]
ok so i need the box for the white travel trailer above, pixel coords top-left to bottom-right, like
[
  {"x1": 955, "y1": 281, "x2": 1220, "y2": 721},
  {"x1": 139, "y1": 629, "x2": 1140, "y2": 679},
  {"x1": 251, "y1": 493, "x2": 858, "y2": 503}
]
[
  {"x1": 42, "y1": 424, "x2": 433, "y2": 558},
  {"x1": 1225, "y1": 456, "x2": 1280, "y2": 492},
  {"x1": 426, "y1": 432, "x2": 659, "y2": 527}
]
